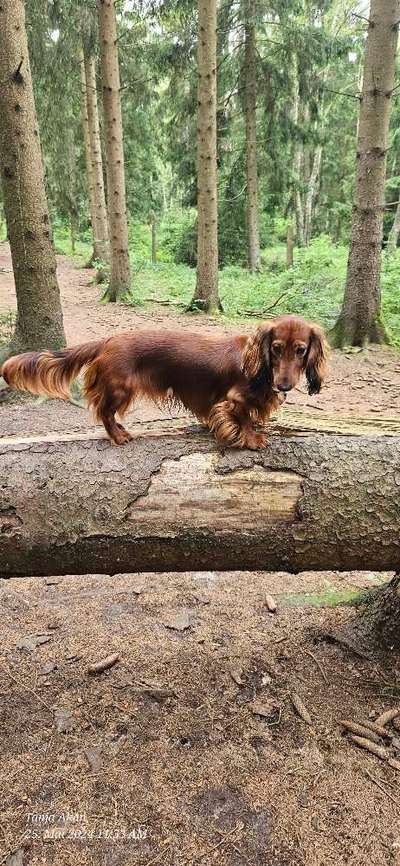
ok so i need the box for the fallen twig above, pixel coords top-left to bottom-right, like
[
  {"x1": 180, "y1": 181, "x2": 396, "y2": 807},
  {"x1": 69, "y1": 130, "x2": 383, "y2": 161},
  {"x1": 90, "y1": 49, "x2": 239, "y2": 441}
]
[
  {"x1": 87, "y1": 653, "x2": 120, "y2": 676},
  {"x1": 239, "y1": 290, "x2": 290, "y2": 318},
  {"x1": 188, "y1": 823, "x2": 243, "y2": 864},
  {"x1": 144, "y1": 843, "x2": 171, "y2": 866},
  {"x1": 320, "y1": 631, "x2": 373, "y2": 661},
  {"x1": 6, "y1": 667, "x2": 53, "y2": 712},
  {"x1": 365, "y1": 770, "x2": 400, "y2": 809},
  {"x1": 143, "y1": 297, "x2": 186, "y2": 307},
  {"x1": 302, "y1": 649, "x2": 328, "y2": 684}
]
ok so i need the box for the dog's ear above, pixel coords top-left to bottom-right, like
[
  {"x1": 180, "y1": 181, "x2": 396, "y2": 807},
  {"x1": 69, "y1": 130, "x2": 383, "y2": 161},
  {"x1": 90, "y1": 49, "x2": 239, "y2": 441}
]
[
  {"x1": 305, "y1": 325, "x2": 328, "y2": 395},
  {"x1": 242, "y1": 323, "x2": 273, "y2": 381}
]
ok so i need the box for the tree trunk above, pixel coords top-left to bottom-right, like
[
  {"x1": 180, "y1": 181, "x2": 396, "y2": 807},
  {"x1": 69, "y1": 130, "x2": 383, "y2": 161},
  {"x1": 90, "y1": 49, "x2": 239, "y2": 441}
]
[
  {"x1": 79, "y1": 47, "x2": 98, "y2": 266},
  {"x1": 97, "y1": 0, "x2": 131, "y2": 302},
  {"x1": 67, "y1": 126, "x2": 78, "y2": 255},
  {"x1": 0, "y1": 0, "x2": 66, "y2": 362},
  {"x1": 286, "y1": 220, "x2": 294, "y2": 268},
  {"x1": 84, "y1": 50, "x2": 110, "y2": 266},
  {"x1": 292, "y1": 56, "x2": 305, "y2": 247},
  {"x1": 1, "y1": 417, "x2": 400, "y2": 577},
  {"x1": 188, "y1": 0, "x2": 220, "y2": 313},
  {"x1": 304, "y1": 144, "x2": 322, "y2": 246},
  {"x1": 331, "y1": 0, "x2": 400, "y2": 348},
  {"x1": 243, "y1": 0, "x2": 261, "y2": 272},
  {"x1": 150, "y1": 211, "x2": 157, "y2": 264},
  {"x1": 333, "y1": 574, "x2": 400, "y2": 654},
  {"x1": 387, "y1": 197, "x2": 400, "y2": 254}
]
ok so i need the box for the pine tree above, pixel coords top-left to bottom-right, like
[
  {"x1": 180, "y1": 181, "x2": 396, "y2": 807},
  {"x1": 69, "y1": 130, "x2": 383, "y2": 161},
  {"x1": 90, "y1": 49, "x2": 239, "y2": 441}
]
[
  {"x1": 82, "y1": 46, "x2": 109, "y2": 265},
  {"x1": 243, "y1": 0, "x2": 260, "y2": 271},
  {"x1": 0, "y1": 0, "x2": 65, "y2": 361},
  {"x1": 79, "y1": 46, "x2": 99, "y2": 265},
  {"x1": 97, "y1": 0, "x2": 131, "y2": 301},
  {"x1": 331, "y1": 0, "x2": 400, "y2": 347},
  {"x1": 188, "y1": 0, "x2": 220, "y2": 312}
]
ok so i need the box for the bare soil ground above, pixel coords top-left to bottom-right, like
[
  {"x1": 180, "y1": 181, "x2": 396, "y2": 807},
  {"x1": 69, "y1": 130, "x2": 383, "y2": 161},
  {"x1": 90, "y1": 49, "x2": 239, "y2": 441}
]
[{"x1": 1, "y1": 245, "x2": 400, "y2": 866}]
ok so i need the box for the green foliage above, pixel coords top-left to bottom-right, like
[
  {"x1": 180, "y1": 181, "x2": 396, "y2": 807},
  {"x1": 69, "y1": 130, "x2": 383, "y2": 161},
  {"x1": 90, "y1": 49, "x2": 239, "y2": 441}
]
[
  {"x1": 158, "y1": 208, "x2": 197, "y2": 266},
  {"x1": 282, "y1": 587, "x2": 366, "y2": 608},
  {"x1": 382, "y1": 253, "x2": 400, "y2": 347},
  {"x1": 220, "y1": 235, "x2": 346, "y2": 325},
  {"x1": 50, "y1": 225, "x2": 400, "y2": 346},
  {"x1": 12, "y1": 0, "x2": 400, "y2": 345},
  {"x1": 0, "y1": 310, "x2": 16, "y2": 346}
]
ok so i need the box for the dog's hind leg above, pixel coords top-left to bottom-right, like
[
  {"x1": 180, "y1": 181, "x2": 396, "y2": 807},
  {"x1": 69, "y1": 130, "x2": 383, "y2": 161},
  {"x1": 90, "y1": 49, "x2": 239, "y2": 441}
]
[{"x1": 84, "y1": 363, "x2": 136, "y2": 445}]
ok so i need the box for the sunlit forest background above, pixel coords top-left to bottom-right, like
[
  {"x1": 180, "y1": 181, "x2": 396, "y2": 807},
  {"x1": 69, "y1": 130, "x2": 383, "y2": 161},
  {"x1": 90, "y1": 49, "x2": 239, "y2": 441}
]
[{"x1": 1, "y1": 0, "x2": 400, "y2": 343}]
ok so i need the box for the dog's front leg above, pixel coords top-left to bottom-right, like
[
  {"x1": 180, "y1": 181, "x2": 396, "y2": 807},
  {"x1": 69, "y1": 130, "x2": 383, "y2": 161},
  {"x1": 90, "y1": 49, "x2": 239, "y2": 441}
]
[{"x1": 208, "y1": 388, "x2": 267, "y2": 450}]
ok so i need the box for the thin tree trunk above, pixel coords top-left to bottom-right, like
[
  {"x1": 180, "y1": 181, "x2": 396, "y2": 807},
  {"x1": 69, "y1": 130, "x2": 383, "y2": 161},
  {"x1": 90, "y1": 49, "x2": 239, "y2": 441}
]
[
  {"x1": 84, "y1": 50, "x2": 109, "y2": 265},
  {"x1": 150, "y1": 211, "x2": 157, "y2": 265},
  {"x1": 243, "y1": 0, "x2": 261, "y2": 272},
  {"x1": 304, "y1": 144, "x2": 322, "y2": 246},
  {"x1": 79, "y1": 48, "x2": 98, "y2": 266},
  {"x1": 286, "y1": 220, "x2": 294, "y2": 268},
  {"x1": 67, "y1": 126, "x2": 78, "y2": 255},
  {"x1": 0, "y1": 0, "x2": 66, "y2": 362},
  {"x1": 188, "y1": 0, "x2": 220, "y2": 313},
  {"x1": 292, "y1": 56, "x2": 305, "y2": 247},
  {"x1": 1, "y1": 419, "x2": 400, "y2": 576},
  {"x1": 387, "y1": 197, "x2": 400, "y2": 254},
  {"x1": 97, "y1": 0, "x2": 131, "y2": 301},
  {"x1": 331, "y1": 0, "x2": 400, "y2": 348}
]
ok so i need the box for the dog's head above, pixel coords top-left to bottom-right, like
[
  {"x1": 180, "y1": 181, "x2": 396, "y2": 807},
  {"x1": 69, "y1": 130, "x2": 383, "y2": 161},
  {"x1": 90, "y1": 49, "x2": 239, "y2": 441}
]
[{"x1": 242, "y1": 315, "x2": 328, "y2": 396}]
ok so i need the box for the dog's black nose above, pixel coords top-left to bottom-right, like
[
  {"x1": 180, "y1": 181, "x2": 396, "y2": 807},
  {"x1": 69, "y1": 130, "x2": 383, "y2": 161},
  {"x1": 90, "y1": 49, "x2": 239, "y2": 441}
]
[{"x1": 277, "y1": 382, "x2": 292, "y2": 393}]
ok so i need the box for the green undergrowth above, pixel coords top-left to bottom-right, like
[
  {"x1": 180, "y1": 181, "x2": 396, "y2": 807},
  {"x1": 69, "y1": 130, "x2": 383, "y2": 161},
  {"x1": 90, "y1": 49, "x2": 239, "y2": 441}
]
[
  {"x1": 281, "y1": 586, "x2": 370, "y2": 608},
  {"x1": 5, "y1": 226, "x2": 400, "y2": 346}
]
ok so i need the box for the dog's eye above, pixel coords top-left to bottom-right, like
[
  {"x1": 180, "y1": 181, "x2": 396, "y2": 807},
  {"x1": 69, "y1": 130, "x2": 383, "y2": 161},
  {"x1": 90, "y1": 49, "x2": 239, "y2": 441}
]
[
  {"x1": 272, "y1": 343, "x2": 282, "y2": 356},
  {"x1": 296, "y1": 346, "x2": 306, "y2": 357}
]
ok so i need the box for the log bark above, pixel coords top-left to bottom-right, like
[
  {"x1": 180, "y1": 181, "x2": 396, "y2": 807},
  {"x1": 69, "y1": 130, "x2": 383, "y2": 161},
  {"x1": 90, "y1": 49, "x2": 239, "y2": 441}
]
[{"x1": 0, "y1": 417, "x2": 400, "y2": 577}]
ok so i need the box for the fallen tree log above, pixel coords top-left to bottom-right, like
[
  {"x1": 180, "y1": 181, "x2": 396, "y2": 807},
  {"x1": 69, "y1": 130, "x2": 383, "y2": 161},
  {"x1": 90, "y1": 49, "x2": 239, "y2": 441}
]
[{"x1": 0, "y1": 414, "x2": 400, "y2": 577}]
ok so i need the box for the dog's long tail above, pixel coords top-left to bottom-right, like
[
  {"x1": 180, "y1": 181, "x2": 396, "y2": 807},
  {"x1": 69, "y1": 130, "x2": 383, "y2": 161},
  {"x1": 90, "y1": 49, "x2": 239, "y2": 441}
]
[{"x1": 1, "y1": 339, "x2": 105, "y2": 401}]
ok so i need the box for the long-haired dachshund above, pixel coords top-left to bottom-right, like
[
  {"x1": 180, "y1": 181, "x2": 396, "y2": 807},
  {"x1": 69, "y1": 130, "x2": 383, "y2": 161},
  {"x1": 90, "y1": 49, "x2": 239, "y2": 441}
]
[{"x1": 2, "y1": 315, "x2": 327, "y2": 449}]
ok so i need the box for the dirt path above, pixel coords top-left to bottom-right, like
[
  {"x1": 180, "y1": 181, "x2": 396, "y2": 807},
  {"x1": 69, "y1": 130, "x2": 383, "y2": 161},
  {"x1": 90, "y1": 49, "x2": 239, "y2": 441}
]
[
  {"x1": 1, "y1": 243, "x2": 400, "y2": 439},
  {"x1": 1, "y1": 569, "x2": 400, "y2": 866}
]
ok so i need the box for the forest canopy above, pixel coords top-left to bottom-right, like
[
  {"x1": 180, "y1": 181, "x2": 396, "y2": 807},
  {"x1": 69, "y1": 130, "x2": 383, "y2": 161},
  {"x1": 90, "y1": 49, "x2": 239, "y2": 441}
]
[{"x1": 1, "y1": 0, "x2": 400, "y2": 344}]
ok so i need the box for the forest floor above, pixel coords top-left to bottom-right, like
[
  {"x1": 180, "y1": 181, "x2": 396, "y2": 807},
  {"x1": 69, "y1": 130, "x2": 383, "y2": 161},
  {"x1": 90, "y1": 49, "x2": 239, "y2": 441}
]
[{"x1": 1, "y1": 244, "x2": 400, "y2": 866}]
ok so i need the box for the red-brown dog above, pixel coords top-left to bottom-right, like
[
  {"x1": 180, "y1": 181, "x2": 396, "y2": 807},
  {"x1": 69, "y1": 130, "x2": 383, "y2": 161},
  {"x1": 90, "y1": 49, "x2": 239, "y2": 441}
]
[{"x1": 2, "y1": 315, "x2": 327, "y2": 448}]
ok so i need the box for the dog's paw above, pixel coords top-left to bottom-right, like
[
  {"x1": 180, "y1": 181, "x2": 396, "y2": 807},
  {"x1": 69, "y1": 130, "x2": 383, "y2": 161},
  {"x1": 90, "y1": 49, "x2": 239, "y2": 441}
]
[
  {"x1": 111, "y1": 426, "x2": 133, "y2": 445},
  {"x1": 242, "y1": 430, "x2": 267, "y2": 450}
]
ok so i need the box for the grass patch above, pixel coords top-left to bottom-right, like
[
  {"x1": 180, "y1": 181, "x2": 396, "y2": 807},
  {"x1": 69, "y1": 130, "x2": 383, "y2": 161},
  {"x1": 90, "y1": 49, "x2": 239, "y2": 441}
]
[
  {"x1": 52, "y1": 227, "x2": 400, "y2": 343},
  {"x1": 281, "y1": 586, "x2": 367, "y2": 608},
  {"x1": 0, "y1": 310, "x2": 16, "y2": 346}
]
